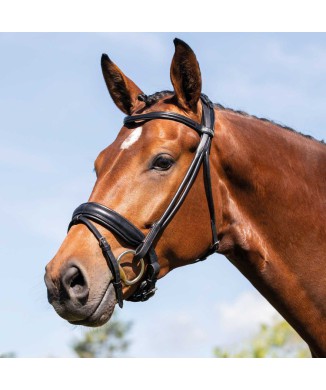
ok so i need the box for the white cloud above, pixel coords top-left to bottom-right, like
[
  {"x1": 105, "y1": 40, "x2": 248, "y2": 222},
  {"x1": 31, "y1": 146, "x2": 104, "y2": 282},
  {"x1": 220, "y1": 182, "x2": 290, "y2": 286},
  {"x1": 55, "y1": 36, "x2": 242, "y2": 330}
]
[
  {"x1": 125, "y1": 289, "x2": 281, "y2": 357},
  {"x1": 215, "y1": 290, "x2": 282, "y2": 345},
  {"x1": 127, "y1": 308, "x2": 210, "y2": 357},
  {"x1": 155, "y1": 311, "x2": 208, "y2": 346}
]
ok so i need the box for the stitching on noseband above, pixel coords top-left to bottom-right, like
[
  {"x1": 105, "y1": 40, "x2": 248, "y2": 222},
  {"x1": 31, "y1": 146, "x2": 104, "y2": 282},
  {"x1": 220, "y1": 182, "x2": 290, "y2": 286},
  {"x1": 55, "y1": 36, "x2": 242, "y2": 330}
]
[{"x1": 68, "y1": 94, "x2": 218, "y2": 308}]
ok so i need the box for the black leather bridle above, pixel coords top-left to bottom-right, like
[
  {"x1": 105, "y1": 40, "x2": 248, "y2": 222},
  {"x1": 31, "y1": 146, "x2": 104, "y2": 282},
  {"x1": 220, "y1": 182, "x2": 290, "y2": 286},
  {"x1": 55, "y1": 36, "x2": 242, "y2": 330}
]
[{"x1": 68, "y1": 94, "x2": 219, "y2": 308}]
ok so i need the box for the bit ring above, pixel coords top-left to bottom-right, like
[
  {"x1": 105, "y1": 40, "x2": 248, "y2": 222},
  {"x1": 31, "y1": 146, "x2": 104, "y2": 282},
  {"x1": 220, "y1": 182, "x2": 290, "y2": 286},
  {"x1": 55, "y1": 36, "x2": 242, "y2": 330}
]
[{"x1": 117, "y1": 249, "x2": 145, "y2": 286}]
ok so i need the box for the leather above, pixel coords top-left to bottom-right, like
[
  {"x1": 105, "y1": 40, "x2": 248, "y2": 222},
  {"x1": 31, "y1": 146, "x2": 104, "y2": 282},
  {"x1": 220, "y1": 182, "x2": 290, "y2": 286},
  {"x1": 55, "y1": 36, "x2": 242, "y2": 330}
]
[
  {"x1": 69, "y1": 202, "x2": 145, "y2": 247},
  {"x1": 124, "y1": 110, "x2": 214, "y2": 137},
  {"x1": 200, "y1": 94, "x2": 219, "y2": 258},
  {"x1": 68, "y1": 202, "x2": 159, "y2": 306},
  {"x1": 69, "y1": 215, "x2": 124, "y2": 308},
  {"x1": 67, "y1": 93, "x2": 218, "y2": 307}
]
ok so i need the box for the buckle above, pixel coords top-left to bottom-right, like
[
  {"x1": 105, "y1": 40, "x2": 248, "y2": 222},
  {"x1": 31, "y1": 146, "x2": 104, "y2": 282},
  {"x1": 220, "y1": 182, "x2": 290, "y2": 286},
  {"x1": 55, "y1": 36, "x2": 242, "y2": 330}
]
[{"x1": 201, "y1": 126, "x2": 214, "y2": 137}]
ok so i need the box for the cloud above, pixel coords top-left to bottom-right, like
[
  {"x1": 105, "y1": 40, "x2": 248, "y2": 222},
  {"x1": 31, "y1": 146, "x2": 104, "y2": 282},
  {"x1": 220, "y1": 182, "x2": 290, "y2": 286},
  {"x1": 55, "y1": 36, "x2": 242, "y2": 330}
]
[
  {"x1": 127, "y1": 308, "x2": 210, "y2": 357},
  {"x1": 126, "y1": 290, "x2": 280, "y2": 357},
  {"x1": 151, "y1": 310, "x2": 208, "y2": 348},
  {"x1": 214, "y1": 290, "x2": 282, "y2": 345}
]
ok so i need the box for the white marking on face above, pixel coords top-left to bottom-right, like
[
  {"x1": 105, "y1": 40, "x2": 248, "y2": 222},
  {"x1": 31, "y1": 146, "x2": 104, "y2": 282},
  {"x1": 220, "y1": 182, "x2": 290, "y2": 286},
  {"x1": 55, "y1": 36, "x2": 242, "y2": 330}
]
[{"x1": 120, "y1": 127, "x2": 142, "y2": 150}]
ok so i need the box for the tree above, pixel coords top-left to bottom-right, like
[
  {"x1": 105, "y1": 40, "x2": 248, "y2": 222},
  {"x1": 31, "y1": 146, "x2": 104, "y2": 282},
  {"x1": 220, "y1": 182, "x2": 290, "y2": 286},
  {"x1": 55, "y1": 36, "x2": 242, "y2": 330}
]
[
  {"x1": 214, "y1": 318, "x2": 310, "y2": 358},
  {"x1": 0, "y1": 352, "x2": 16, "y2": 358},
  {"x1": 71, "y1": 313, "x2": 132, "y2": 358}
]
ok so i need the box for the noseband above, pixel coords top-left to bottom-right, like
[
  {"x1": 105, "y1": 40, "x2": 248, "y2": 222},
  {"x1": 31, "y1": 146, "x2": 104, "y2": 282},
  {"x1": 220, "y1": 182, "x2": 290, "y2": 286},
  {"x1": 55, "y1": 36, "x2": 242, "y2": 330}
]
[{"x1": 68, "y1": 94, "x2": 218, "y2": 308}]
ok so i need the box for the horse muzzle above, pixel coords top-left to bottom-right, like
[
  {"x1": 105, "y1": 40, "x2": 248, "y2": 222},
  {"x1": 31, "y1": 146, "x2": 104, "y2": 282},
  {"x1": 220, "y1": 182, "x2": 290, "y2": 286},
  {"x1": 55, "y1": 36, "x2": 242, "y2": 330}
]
[{"x1": 44, "y1": 258, "x2": 117, "y2": 327}]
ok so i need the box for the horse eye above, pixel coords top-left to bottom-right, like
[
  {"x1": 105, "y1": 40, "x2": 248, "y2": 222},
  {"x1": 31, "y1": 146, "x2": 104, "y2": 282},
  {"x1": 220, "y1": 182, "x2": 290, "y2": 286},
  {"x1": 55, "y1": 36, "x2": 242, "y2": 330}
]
[{"x1": 152, "y1": 155, "x2": 174, "y2": 171}]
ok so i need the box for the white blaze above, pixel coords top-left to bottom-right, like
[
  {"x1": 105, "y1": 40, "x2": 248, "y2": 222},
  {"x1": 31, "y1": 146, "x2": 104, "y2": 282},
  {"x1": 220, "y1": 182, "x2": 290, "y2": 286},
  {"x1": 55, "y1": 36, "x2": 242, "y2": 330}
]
[{"x1": 120, "y1": 127, "x2": 142, "y2": 149}]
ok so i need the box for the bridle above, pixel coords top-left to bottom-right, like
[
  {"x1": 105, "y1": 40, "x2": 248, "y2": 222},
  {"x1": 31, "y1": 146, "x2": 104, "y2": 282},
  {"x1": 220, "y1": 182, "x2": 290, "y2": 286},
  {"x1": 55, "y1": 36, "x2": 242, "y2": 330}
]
[{"x1": 68, "y1": 94, "x2": 219, "y2": 308}]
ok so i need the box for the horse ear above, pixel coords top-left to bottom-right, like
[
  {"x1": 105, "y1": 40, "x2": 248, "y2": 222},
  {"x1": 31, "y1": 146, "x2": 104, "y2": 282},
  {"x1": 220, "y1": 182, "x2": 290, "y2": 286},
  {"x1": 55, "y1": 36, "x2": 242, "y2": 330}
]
[
  {"x1": 170, "y1": 38, "x2": 202, "y2": 112},
  {"x1": 101, "y1": 54, "x2": 143, "y2": 115}
]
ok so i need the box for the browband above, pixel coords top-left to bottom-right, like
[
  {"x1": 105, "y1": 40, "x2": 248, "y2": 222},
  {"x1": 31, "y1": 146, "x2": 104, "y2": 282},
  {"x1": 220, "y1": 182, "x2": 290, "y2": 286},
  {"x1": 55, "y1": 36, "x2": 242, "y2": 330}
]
[
  {"x1": 124, "y1": 111, "x2": 214, "y2": 137},
  {"x1": 68, "y1": 94, "x2": 218, "y2": 308}
]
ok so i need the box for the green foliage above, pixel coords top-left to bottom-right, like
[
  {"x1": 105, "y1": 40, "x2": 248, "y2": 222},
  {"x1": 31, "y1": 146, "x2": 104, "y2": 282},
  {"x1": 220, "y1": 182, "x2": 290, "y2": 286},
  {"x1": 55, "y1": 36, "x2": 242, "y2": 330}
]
[
  {"x1": 72, "y1": 313, "x2": 132, "y2": 358},
  {"x1": 214, "y1": 318, "x2": 311, "y2": 358},
  {"x1": 0, "y1": 352, "x2": 16, "y2": 358}
]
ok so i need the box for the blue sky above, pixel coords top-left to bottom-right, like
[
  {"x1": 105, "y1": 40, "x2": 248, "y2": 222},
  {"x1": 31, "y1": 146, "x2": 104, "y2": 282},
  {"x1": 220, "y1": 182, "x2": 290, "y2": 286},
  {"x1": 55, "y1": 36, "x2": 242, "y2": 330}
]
[{"x1": 1, "y1": 32, "x2": 326, "y2": 358}]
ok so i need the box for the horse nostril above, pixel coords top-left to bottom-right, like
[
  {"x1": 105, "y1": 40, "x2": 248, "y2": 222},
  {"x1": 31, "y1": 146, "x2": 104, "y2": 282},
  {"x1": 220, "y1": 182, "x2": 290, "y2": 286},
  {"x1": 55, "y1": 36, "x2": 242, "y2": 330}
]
[
  {"x1": 70, "y1": 271, "x2": 85, "y2": 291},
  {"x1": 44, "y1": 273, "x2": 57, "y2": 304},
  {"x1": 61, "y1": 266, "x2": 89, "y2": 303}
]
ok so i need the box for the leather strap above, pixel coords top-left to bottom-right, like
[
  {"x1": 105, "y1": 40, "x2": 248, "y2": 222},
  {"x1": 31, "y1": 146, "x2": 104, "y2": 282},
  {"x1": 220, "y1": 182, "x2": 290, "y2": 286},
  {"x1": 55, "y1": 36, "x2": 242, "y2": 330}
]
[
  {"x1": 68, "y1": 202, "x2": 159, "y2": 305},
  {"x1": 199, "y1": 94, "x2": 219, "y2": 259},
  {"x1": 68, "y1": 94, "x2": 218, "y2": 306},
  {"x1": 124, "y1": 111, "x2": 214, "y2": 137},
  {"x1": 70, "y1": 215, "x2": 124, "y2": 308},
  {"x1": 131, "y1": 95, "x2": 218, "y2": 262},
  {"x1": 69, "y1": 202, "x2": 145, "y2": 246}
]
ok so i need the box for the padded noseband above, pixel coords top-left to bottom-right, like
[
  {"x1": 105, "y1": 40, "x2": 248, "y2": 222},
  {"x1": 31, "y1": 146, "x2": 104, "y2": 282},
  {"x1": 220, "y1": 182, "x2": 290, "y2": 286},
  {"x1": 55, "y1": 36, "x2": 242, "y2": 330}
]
[{"x1": 68, "y1": 94, "x2": 218, "y2": 308}]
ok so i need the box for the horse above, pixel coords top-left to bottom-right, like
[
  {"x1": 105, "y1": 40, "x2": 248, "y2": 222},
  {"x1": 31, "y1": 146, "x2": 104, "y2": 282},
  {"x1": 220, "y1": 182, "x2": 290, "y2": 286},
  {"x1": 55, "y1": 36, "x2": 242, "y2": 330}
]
[{"x1": 44, "y1": 38, "x2": 326, "y2": 357}]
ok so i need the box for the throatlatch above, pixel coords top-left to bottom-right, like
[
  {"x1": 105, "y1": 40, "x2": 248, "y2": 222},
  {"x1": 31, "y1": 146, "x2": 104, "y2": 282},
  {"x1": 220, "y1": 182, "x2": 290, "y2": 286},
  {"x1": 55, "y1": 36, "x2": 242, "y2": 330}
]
[{"x1": 68, "y1": 94, "x2": 218, "y2": 308}]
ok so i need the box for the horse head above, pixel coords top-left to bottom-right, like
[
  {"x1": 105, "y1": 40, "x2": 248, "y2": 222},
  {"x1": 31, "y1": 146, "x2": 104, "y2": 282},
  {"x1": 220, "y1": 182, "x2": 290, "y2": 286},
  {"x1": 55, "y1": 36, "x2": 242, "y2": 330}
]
[{"x1": 44, "y1": 39, "x2": 219, "y2": 326}]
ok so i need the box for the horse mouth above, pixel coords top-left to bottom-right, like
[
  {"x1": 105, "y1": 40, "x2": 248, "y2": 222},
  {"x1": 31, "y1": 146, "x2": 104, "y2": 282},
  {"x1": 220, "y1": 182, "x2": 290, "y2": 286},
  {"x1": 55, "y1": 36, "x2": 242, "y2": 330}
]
[{"x1": 69, "y1": 283, "x2": 116, "y2": 327}]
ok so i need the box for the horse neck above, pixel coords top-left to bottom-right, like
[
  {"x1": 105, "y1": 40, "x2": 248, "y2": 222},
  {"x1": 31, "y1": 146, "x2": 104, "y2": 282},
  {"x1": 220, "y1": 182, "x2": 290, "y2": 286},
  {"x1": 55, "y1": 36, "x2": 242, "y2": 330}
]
[{"x1": 212, "y1": 109, "x2": 326, "y2": 356}]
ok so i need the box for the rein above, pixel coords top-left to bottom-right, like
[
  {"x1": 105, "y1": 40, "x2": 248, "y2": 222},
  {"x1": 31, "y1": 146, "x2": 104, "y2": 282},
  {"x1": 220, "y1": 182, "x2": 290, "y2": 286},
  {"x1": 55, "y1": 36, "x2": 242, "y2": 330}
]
[{"x1": 68, "y1": 94, "x2": 218, "y2": 308}]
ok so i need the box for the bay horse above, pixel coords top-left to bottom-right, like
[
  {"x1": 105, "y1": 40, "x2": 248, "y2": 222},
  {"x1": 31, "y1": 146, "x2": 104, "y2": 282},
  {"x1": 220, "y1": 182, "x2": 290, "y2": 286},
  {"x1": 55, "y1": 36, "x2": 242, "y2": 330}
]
[{"x1": 45, "y1": 38, "x2": 326, "y2": 357}]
